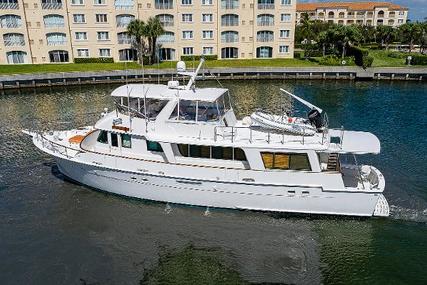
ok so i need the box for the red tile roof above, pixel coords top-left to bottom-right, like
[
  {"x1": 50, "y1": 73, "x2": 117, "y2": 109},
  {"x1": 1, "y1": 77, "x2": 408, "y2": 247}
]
[{"x1": 297, "y1": 2, "x2": 407, "y2": 12}]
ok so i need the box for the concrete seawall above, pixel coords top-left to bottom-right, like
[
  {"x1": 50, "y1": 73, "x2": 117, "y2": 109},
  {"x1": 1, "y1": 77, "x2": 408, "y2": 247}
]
[{"x1": 0, "y1": 66, "x2": 426, "y2": 90}]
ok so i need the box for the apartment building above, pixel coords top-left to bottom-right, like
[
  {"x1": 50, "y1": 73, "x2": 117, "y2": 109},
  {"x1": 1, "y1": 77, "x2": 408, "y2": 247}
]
[
  {"x1": 296, "y1": 2, "x2": 408, "y2": 27},
  {"x1": 0, "y1": 0, "x2": 296, "y2": 64}
]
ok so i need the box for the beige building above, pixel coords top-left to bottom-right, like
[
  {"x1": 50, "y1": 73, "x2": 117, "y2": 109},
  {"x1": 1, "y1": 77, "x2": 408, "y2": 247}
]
[
  {"x1": 296, "y1": 2, "x2": 408, "y2": 27},
  {"x1": 0, "y1": 0, "x2": 296, "y2": 64}
]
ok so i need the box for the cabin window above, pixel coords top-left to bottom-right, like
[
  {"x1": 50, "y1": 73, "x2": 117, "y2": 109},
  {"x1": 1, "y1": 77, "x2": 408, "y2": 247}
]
[
  {"x1": 97, "y1": 130, "x2": 108, "y2": 144},
  {"x1": 177, "y1": 144, "x2": 246, "y2": 161},
  {"x1": 147, "y1": 140, "x2": 163, "y2": 152},
  {"x1": 111, "y1": 133, "x2": 119, "y2": 147},
  {"x1": 197, "y1": 101, "x2": 219, "y2": 122},
  {"x1": 178, "y1": 100, "x2": 197, "y2": 121},
  {"x1": 121, "y1": 134, "x2": 131, "y2": 148},
  {"x1": 261, "y1": 152, "x2": 311, "y2": 171},
  {"x1": 146, "y1": 99, "x2": 168, "y2": 119}
]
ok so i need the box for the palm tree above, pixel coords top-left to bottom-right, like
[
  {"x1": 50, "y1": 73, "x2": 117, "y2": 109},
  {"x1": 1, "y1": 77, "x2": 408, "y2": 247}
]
[
  {"x1": 145, "y1": 17, "x2": 165, "y2": 64},
  {"x1": 127, "y1": 19, "x2": 147, "y2": 64},
  {"x1": 298, "y1": 13, "x2": 314, "y2": 57},
  {"x1": 330, "y1": 25, "x2": 363, "y2": 58}
]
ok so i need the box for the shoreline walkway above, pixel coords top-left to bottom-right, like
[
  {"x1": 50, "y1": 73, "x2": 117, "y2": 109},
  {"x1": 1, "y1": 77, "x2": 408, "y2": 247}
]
[{"x1": 0, "y1": 66, "x2": 426, "y2": 90}]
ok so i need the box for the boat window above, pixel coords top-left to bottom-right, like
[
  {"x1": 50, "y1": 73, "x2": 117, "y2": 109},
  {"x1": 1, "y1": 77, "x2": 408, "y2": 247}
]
[
  {"x1": 261, "y1": 152, "x2": 311, "y2": 171},
  {"x1": 97, "y1": 130, "x2": 108, "y2": 144},
  {"x1": 111, "y1": 133, "x2": 119, "y2": 147},
  {"x1": 121, "y1": 134, "x2": 132, "y2": 148},
  {"x1": 197, "y1": 101, "x2": 219, "y2": 122},
  {"x1": 178, "y1": 100, "x2": 197, "y2": 121},
  {"x1": 147, "y1": 140, "x2": 163, "y2": 152},
  {"x1": 216, "y1": 94, "x2": 230, "y2": 117},
  {"x1": 177, "y1": 144, "x2": 246, "y2": 161},
  {"x1": 145, "y1": 99, "x2": 168, "y2": 119}
]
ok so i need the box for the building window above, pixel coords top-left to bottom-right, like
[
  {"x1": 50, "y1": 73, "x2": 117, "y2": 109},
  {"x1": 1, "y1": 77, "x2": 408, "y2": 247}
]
[
  {"x1": 281, "y1": 13, "x2": 291, "y2": 22},
  {"x1": 261, "y1": 152, "x2": 311, "y2": 171},
  {"x1": 221, "y1": 31, "x2": 238, "y2": 43},
  {"x1": 77, "y1": 48, "x2": 89, "y2": 57},
  {"x1": 398, "y1": 19, "x2": 403, "y2": 24},
  {"x1": 99, "y1": 48, "x2": 111, "y2": 57},
  {"x1": 119, "y1": 48, "x2": 137, "y2": 61},
  {"x1": 97, "y1": 130, "x2": 108, "y2": 144},
  {"x1": 116, "y1": 14, "x2": 135, "y2": 27},
  {"x1": 202, "y1": 13, "x2": 213, "y2": 22},
  {"x1": 94, "y1": 0, "x2": 105, "y2": 4},
  {"x1": 0, "y1": 15, "x2": 22, "y2": 28},
  {"x1": 181, "y1": 0, "x2": 192, "y2": 4},
  {"x1": 201, "y1": 0, "x2": 212, "y2": 5},
  {"x1": 71, "y1": 0, "x2": 84, "y2": 4},
  {"x1": 49, "y1": 50, "x2": 69, "y2": 62},
  {"x1": 279, "y1": 45, "x2": 289, "y2": 53},
  {"x1": 257, "y1": 14, "x2": 274, "y2": 26},
  {"x1": 221, "y1": 47, "x2": 238, "y2": 58},
  {"x1": 182, "y1": 31, "x2": 193, "y2": 39},
  {"x1": 6, "y1": 51, "x2": 26, "y2": 64},
  {"x1": 157, "y1": 14, "x2": 174, "y2": 26},
  {"x1": 73, "y1": 14, "x2": 86, "y2": 23},
  {"x1": 157, "y1": 31, "x2": 175, "y2": 43},
  {"x1": 203, "y1": 47, "x2": 213, "y2": 55},
  {"x1": 95, "y1": 14, "x2": 108, "y2": 23},
  {"x1": 399, "y1": 11, "x2": 404, "y2": 15},
  {"x1": 159, "y1": 48, "x2": 175, "y2": 60},
  {"x1": 75, "y1": 31, "x2": 87, "y2": 40},
  {"x1": 43, "y1": 14, "x2": 64, "y2": 28},
  {"x1": 279, "y1": 29, "x2": 290, "y2": 38},
  {"x1": 202, "y1": 30, "x2": 213, "y2": 39},
  {"x1": 256, "y1": 46, "x2": 272, "y2": 58},
  {"x1": 183, "y1": 47, "x2": 194, "y2": 55},
  {"x1": 121, "y1": 134, "x2": 131, "y2": 148},
  {"x1": 281, "y1": 0, "x2": 290, "y2": 5},
  {"x1": 97, "y1": 31, "x2": 109, "y2": 40},
  {"x1": 221, "y1": 14, "x2": 238, "y2": 26},
  {"x1": 46, "y1": 32, "x2": 66, "y2": 45},
  {"x1": 147, "y1": 141, "x2": 163, "y2": 152},
  {"x1": 182, "y1": 13, "x2": 192, "y2": 22}
]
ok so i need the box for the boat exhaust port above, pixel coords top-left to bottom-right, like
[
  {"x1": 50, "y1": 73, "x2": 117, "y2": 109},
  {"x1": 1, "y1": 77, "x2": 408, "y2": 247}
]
[{"x1": 373, "y1": 194, "x2": 390, "y2": 217}]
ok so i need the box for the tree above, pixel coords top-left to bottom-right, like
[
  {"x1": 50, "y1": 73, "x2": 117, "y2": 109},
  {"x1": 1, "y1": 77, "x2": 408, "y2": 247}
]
[
  {"x1": 145, "y1": 17, "x2": 165, "y2": 64},
  {"x1": 127, "y1": 19, "x2": 148, "y2": 64},
  {"x1": 376, "y1": 25, "x2": 396, "y2": 50},
  {"x1": 399, "y1": 23, "x2": 423, "y2": 53},
  {"x1": 298, "y1": 13, "x2": 314, "y2": 57},
  {"x1": 328, "y1": 25, "x2": 363, "y2": 58}
]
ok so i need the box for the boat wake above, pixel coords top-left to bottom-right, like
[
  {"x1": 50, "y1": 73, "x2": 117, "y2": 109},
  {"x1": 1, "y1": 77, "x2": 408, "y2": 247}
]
[{"x1": 389, "y1": 204, "x2": 427, "y2": 223}]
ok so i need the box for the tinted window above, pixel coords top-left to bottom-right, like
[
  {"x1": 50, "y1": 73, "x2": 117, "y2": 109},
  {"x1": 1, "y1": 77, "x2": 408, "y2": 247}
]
[
  {"x1": 121, "y1": 134, "x2": 131, "y2": 148},
  {"x1": 111, "y1": 133, "x2": 118, "y2": 147},
  {"x1": 177, "y1": 144, "x2": 246, "y2": 161},
  {"x1": 97, "y1": 130, "x2": 108, "y2": 144},
  {"x1": 147, "y1": 141, "x2": 163, "y2": 152}
]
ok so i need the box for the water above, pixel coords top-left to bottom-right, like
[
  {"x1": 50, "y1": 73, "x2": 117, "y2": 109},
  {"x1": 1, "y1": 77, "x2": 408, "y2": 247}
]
[{"x1": 0, "y1": 80, "x2": 426, "y2": 284}]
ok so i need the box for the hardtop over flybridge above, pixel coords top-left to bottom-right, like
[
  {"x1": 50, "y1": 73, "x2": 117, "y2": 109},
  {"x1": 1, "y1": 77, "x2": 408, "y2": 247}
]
[{"x1": 23, "y1": 59, "x2": 389, "y2": 217}]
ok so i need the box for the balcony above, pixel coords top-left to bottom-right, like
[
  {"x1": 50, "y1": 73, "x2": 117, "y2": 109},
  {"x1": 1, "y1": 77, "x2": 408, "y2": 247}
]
[
  {"x1": 0, "y1": 2, "x2": 18, "y2": 9},
  {"x1": 257, "y1": 20, "x2": 274, "y2": 26},
  {"x1": 258, "y1": 3, "x2": 274, "y2": 9},
  {"x1": 41, "y1": 3, "x2": 63, "y2": 9},
  {"x1": 160, "y1": 20, "x2": 173, "y2": 27},
  {"x1": 118, "y1": 38, "x2": 131, "y2": 44},
  {"x1": 4, "y1": 39, "x2": 24, "y2": 46},
  {"x1": 221, "y1": 36, "x2": 238, "y2": 43},
  {"x1": 114, "y1": 0, "x2": 134, "y2": 9},
  {"x1": 221, "y1": 0, "x2": 238, "y2": 9},
  {"x1": 1, "y1": 22, "x2": 21, "y2": 28},
  {"x1": 155, "y1": 0, "x2": 173, "y2": 9},
  {"x1": 44, "y1": 22, "x2": 64, "y2": 28},
  {"x1": 157, "y1": 33, "x2": 174, "y2": 43},
  {"x1": 257, "y1": 32, "x2": 273, "y2": 42}
]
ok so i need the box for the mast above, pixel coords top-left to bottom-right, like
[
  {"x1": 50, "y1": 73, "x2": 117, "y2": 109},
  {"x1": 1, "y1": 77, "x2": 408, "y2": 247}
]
[{"x1": 185, "y1": 58, "x2": 205, "y2": 90}]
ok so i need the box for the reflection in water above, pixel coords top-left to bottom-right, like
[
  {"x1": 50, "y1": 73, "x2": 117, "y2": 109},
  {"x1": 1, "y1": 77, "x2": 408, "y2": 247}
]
[{"x1": 0, "y1": 80, "x2": 426, "y2": 284}]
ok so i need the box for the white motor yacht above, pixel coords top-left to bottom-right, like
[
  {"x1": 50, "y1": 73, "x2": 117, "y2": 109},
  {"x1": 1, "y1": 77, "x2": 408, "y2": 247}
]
[{"x1": 24, "y1": 59, "x2": 389, "y2": 217}]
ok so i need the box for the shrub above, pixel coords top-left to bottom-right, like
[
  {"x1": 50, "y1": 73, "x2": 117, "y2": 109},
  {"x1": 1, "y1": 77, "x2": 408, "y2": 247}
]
[
  {"x1": 294, "y1": 52, "x2": 302, "y2": 59},
  {"x1": 387, "y1": 52, "x2": 407, "y2": 59},
  {"x1": 411, "y1": 55, "x2": 427, "y2": 65},
  {"x1": 180, "y1": 55, "x2": 218, "y2": 61},
  {"x1": 362, "y1": 56, "x2": 374, "y2": 68},
  {"x1": 347, "y1": 46, "x2": 373, "y2": 68},
  {"x1": 74, "y1": 57, "x2": 114, "y2": 64},
  {"x1": 318, "y1": 55, "x2": 354, "y2": 66}
]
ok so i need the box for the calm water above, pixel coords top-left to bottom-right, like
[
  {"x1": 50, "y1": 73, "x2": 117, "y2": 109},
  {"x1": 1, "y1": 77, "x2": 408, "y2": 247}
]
[{"x1": 0, "y1": 80, "x2": 426, "y2": 284}]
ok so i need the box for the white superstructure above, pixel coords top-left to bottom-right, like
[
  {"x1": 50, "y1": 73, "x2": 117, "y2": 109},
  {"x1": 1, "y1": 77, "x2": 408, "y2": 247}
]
[{"x1": 24, "y1": 60, "x2": 389, "y2": 217}]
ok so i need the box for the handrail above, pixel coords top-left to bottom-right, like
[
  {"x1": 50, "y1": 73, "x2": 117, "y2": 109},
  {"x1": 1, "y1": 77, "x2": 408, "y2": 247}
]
[{"x1": 35, "y1": 132, "x2": 82, "y2": 159}]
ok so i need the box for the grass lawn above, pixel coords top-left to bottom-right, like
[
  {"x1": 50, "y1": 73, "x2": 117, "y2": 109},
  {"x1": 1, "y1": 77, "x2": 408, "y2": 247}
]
[
  {"x1": 0, "y1": 51, "x2": 424, "y2": 75},
  {"x1": 0, "y1": 58, "x2": 319, "y2": 75}
]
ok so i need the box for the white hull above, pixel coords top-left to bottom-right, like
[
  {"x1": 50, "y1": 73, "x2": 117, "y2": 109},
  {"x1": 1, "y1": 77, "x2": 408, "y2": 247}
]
[{"x1": 55, "y1": 156, "x2": 384, "y2": 217}]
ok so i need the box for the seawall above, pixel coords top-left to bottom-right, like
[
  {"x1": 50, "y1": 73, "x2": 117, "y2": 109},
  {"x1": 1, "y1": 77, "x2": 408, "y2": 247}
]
[{"x1": 0, "y1": 66, "x2": 426, "y2": 90}]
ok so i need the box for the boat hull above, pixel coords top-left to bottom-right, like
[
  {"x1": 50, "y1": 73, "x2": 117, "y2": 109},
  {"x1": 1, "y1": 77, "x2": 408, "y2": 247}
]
[{"x1": 55, "y1": 157, "x2": 384, "y2": 217}]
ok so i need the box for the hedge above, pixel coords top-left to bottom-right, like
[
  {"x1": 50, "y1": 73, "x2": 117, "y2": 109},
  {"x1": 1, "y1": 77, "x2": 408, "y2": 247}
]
[
  {"x1": 347, "y1": 46, "x2": 373, "y2": 68},
  {"x1": 410, "y1": 55, "x2": 427, "y2": 65},
  {"x1": 180, "y1": 55, "x2": 218, "y2": 61},
  {"x1": 318, "y1": 55, "x2": 355, "y2": 66},
  {"x1": 74, "y1": 57, "x2": 114, "y2": 63}
]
